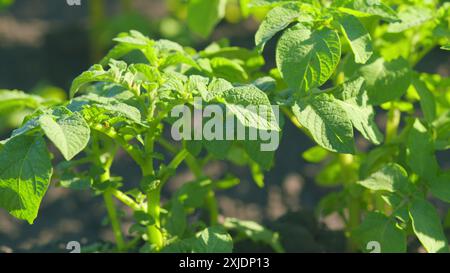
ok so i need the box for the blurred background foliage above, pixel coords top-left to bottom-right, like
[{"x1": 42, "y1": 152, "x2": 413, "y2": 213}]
[{"x1": 0, "y1": 0, "x2": 272, "y2": 134}]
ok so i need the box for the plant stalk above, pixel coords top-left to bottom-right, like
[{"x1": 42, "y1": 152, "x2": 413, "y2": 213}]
[
  {"x1": 100, "y1": 165, "x2": 125, "y2": 252},
  {"x1": 95, "y1": 137, "x2": 126, "y2": 252},
  {"x1": 339, "y1": 154, "x2": 360, "y2": 252},
  {"x1": 386, "y1": 105, "x2": 401, "y2": 143},
  {"x1": 160, "y1": 140, "x2": 220, "y2": 225},
  {"x1": 281, "y1": 107, "x2": 316, "y2": 141},
  {"x1": 103, "y1": 191, "x2": 126, "y2": 252},
  {"x1": 185, "y1": 153, "x2": 219, "y2": 225},
  {"x1": 142, "y1": 135, "x2": 164, "y2": 250},
  {"x1": 206, "y1": 190, "x2": 219, "y2": 225},
  {"x1": 146, "y1": 188, "x2": 164, "y2": 250},
  {"x1": 111, "y1": 189, "x2": 143, "y2": 211}
]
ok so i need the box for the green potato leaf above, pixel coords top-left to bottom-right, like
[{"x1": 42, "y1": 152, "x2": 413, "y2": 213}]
[
  {"x1": 292, "y1": 93, "x2": 355, "y2": 154},
  {"x1": 0, "y1": 90, "x2": 45, "y2": 112},
  {"x1": 333, "y1": 77, "x2": 383, "y2": 144},
  {"x1": 336, "y1": 0, "x2": 399, "y2": 23},
  {"x1": 430, "y1": 173, "x2": 450, "y2": 204},
  {"x1": 352, "y1": 212, "x2": 407, "y2": 253},
  {"x1": 255, "y1": 4, "x2": 302, "y2": 51},
  {"x1": 358, "y1": 163, "x2": 410, "y2": 193},
  {"x1": 276, "y1": 23, "x2": 341, "y2": 94},
  {"x1": 406, "y1": 119, "x2": 439, "y2": 179},
  {"x1": 356, "y1": 57, "x2": 412, "y2": 105},
  {"x1": 0, "y1": 135, "x2": 52, "y2": 224},
  {"x1": 187, "y1": 0, "x2": 227, "y2": 38},
  {"x1": 39, "y1": 107, "x2": 91, "y2": 161},
  {"x1": 409, "y1": 198, "x2": 449, "y2": 253},
  {"x1": 337, "y1": 14, "x2": 373, "y2": 64},
  {"x1": 412, "y1": 76, "x2": 436, "y2": 123}
]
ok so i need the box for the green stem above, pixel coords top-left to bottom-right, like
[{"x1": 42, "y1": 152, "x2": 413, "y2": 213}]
[
  {"x1": 162, "y1": 141, "x2": 219, "y2": 225},
  {"x1": 281, "y1": 107, "x2": 315, "y2": 141},
  {"x1": 160, "y1": 149, "x2": 190, "y2": 185},
  {"x1": 111, "y1": 189, "x2": 143, "y2": 211},
  {"x1": 339, "y1": 154, "x2": 360, "y2": 251},
  {"x1": 206, "y1": 190, "x2": 219, "y2": 225},
  {"x1": 159, "y1": 139, "x2": 219, "y2": 225},
  {"x1": 374, "y1": 193, "x2": 386, "y2": 213},
  {"x1": 281, "y1": 107, "x2": 303, "y2": 130},
  {"x1": 158, "y1": 138, "x2": 178, "y2": 154},
  {"x1": 144, "y1": 134, "x2": 155, "y2": 174},
  {"x1": 104, "y1": 191, "x2": 126, "y2": 252},
  {"x1": 142, "y1": 147, "x2": 190, "y2": 250},
  {"x1": 347, "y1": 198, "x2": 360, "y2": 252},
  {"x1": 92, "y1": 125, "x2": 145, "y2": 166},
  {"x1": 185, "y1": 154, "x2": 202, "y2": 178},
  {"x1": 96, "y1": 139, "x2": 126, "y2": 252},
  {"x1": 142, "y1": 134, "x2": 164, "y2": 250},
  {"x1": 146, "y1": 188, "x2": 164, "y2": 250},
  {"x1": 159, "y1": 139, "x2": 203, "y2": 177},
  {"x1": 386, "y1": 105, "x2": 401, "y2": 143},
  {"x1": 186, "y1": 153, "x2": 218, "y2": 225}
]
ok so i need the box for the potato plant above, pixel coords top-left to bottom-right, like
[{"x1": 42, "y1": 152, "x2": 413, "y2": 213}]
[
  {"x1": 0, "y1": 0, "x2": 449, "y2": 253},
  {"x1": 0, "y1": 31, "x2": 283, "y2": 253}
]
